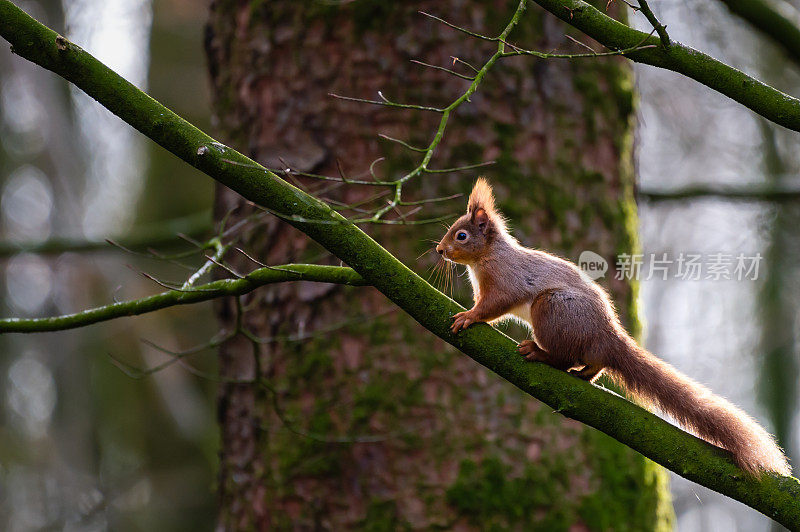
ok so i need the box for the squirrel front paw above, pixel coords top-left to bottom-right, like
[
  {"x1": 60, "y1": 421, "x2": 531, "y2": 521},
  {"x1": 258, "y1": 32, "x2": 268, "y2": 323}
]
[{"x1": 451, "y1": 311, "x2": 478, "y2": 333}]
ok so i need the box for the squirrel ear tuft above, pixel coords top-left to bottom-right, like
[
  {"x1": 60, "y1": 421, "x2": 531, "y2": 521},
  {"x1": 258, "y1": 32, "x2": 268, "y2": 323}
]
[
  {"x1": 473, "y1": 208, "x2": 490, "y2": 234},
  {"x1": 468, "y1": 177, "x2": 495, "y2": 215}
]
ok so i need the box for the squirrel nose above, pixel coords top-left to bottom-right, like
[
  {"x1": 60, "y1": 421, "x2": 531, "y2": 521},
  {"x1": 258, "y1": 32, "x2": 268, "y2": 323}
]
[{"x1": 436, "y1": 243, "x2": 444, "y2": 254}]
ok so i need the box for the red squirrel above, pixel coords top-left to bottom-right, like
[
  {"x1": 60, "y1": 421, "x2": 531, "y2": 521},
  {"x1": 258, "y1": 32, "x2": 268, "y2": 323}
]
[{"x1": 436, "y1": 178, "x2": 790, "y2": 476}]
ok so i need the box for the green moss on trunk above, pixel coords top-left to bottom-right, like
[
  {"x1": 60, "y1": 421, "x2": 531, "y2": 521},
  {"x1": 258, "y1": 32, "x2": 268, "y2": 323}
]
[
  {"x1": 205, "y1": 0, "x2": 671, "y2": 529},
  {"x1": 7, "y1": 1, "x2": 800, "y2": 527}
]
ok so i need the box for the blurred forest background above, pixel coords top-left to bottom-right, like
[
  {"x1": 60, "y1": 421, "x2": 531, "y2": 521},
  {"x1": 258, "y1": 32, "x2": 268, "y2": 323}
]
[{"x1": 0, "y1": 0, "x2": 798, "y2": 530}]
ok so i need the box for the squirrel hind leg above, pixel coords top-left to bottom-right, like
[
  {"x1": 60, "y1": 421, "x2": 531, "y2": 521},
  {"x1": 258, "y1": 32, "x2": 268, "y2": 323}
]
[
  {"x1": 529, "y1": 290, "x2": 613, "y2": 368},
  {"x1": 518, "y1": 340, "x2": 576, "y2": 370}
]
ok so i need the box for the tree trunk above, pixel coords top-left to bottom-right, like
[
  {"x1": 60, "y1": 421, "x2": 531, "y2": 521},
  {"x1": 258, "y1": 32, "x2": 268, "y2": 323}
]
[{"x1": 205, "y1": 1, "x2": 673, "y2": 530}]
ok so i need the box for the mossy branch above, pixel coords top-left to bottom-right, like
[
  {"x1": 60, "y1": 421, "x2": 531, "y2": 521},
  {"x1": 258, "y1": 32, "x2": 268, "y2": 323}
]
[
  {"x1": 641, "y1": 184, "x2": 800, "y2": 203},
  {"x1": 529, "y1": 0, "x2": 800, "y2": 132},
  {"x1": 0, "y1": 264, "x2": 366, "y2": 333},
  {"x1": 717, "y1": 0, "x2": 800, "y2": 68},
  {"x1": 0, "y1": 210, "x2": 212, "y2": 256},
  {"x1": 1, "y1": 1, "x2": 799, "y2": 527}
]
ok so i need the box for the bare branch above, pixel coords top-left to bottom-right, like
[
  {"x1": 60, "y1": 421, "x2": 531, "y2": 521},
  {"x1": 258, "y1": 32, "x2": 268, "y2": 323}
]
[
  {"x1": 640, "y1": 184, "x2": 800, "y2": 203},
  {"x1": 0, "y1": 211, "x2": 211, "y2": 257}
]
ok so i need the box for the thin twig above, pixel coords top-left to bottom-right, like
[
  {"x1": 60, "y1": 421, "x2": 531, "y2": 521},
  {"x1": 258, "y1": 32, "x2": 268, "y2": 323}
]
[
  {"x1": 637, "y1": 0, "x2": 670, "y2": 47},
  {"x1": 450, "y1": 56, "x2": 481, "y2": 73},
  {"x1": 423, "y1": 161, "x2": 497, "y2": 173},
  {"x1": 329, "y1": 92, "x2": 445, "y2": 113},
  {"x1": 399, "y1": 193, "x2": 464, "y2": 206},
  {"x1": 234, "y1": 247, "x2": 267, "y2": 267},
  {"x1": 419, "y1": 11, "x2": 497, "y2": 42},
  {"x1": 378, "y1": 133, "x2": 428, "y2": 152},
  {"x1": 409, "y1": 59, "x2": 475, "y2": 80},
  {"x1": 565, "y1": 34, "x2": 597, "y2": 54}
]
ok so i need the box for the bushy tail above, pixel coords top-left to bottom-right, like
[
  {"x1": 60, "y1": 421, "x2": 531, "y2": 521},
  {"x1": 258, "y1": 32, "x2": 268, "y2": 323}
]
[{"x1": 608, "y1": 337, "x2": 790, "y2": 476}]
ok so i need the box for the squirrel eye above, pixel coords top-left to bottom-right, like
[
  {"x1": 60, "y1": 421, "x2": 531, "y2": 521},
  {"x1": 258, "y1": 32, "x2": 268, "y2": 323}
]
[{"x1": 456, "y1": 231, "x2": 468, "y2": 241}]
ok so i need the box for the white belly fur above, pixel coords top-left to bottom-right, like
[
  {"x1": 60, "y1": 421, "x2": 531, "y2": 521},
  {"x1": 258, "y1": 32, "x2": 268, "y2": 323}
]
[
  {"x1": 467, "y1": 266, "x2": 532, "y2": 329},
  {"x1": 505, "y1": 302, "x2": 532, "y2": 329}
]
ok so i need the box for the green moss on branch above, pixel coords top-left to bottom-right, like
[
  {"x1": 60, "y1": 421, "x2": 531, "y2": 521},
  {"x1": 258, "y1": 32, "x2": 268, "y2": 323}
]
[
  {"x1": 529, "y1": 0, "x2": 800, "y2": 132},
  {"x1": 0, "y1": 264, "x2": 366, "y2": 333},
  {"x1": 1, "y1": 2, "x2": 799, "y2": 527}
]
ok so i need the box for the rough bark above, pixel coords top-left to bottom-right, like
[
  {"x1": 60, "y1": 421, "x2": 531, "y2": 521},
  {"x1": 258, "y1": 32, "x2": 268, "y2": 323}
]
[
  {"x1": 205, "y1": 1, "x2": 671, "y2": 530},
  {"x1": 5, "y1": 1, "x2": 800, "y2": 527}
]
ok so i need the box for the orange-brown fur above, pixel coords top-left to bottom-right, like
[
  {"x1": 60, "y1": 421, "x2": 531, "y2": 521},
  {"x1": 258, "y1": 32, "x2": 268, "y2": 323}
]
[{"x1": 436, "y1": 178, "x2": 791, "y2": 476}]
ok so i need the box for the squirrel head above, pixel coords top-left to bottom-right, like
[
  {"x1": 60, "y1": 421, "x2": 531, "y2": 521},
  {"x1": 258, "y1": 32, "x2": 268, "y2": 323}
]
[{"x1": 436, "y1": 178, "x2": 507, "y2": 264}]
